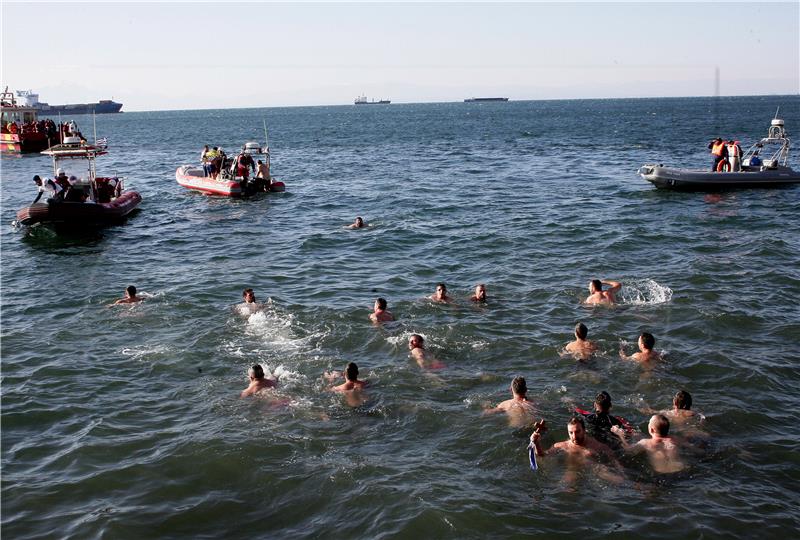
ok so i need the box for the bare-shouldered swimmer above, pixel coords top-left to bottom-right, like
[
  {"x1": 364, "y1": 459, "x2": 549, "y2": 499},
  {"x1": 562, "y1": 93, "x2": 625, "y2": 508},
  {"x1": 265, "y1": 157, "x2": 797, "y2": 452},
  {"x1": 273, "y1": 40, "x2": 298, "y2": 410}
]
[
  {"x1": 470, "y1": 284, "x2": 487, "y2": 303},
  {"x1": 240, "y1": 364, "x2": 278, "y2": 397},
  {"x1": 483, "y1": 376, "x2": 536, "y2": 427},
  {"x1": 325, "y1": 361, "x2": 368, "y2": 407},
  {"x1": 429, "y1": 283, "x2": 453, "y2": 304},
  {"x1": 112, "y1": 285, "x2": 143, "y2": 305},
  {"x1": 369, "y1": 297, "x2": 395, "y2": 323},
  {"x1": 563, "y1": 322, "x2": 598, "y2": 360},
  {"x1": 408, "y1": 334, "x2": 445, "y2": 370},
  {"x1": 585, "y1": 279, "x2": 621, "y2": 305},
  {"x1": 620, "y1": 332, "x2": 661, "y2": 363},
  {"x1": 531, "y1": 416, "x2": 624, "y2": 484},
  {"x1": 612, "y1": 414, "x2": 686, "y2": 474}
]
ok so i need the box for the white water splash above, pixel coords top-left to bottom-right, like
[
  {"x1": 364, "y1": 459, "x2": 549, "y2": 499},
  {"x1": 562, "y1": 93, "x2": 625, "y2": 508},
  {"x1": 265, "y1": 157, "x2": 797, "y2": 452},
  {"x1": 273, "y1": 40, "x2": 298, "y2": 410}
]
[{"x1": 620, "y1": 279, "x2": 673, "y2": 305}]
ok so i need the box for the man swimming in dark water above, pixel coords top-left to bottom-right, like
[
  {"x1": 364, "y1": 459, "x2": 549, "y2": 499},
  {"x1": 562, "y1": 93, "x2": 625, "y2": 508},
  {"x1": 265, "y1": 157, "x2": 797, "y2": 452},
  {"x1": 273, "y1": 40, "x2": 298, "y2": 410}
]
[
  {"x1": 325, "y1": 362, "x2": 368, "y2": 407},
  {"x1": 620, "y1": 332, "x2": 661, "y2": 363},
  {"x1": 348, "y1": 217, "x2": 366, "y2": 229},
  {"x1": 369, "y1": 297, "x2": 395, "y2": 323},
  {"x1": 241, "y1": 364, "x2": 278, "y2": 397},
  {"x1": 483, "y1": 376, "x2": 537, "y2": 427},
  {"x1": 408, "y1": 334, "x2": 445, "y2": 370},
  {"x1": 612, "y1": 414, "x2": 686, "y2": 474},
  {"x1": 470, "y1": 284, "x2": 487, "y2": 303},
  {"x1": 563, "y1": 322, "x2": 598, "y2": 360},
  {"x1": 112, "y1": 285, "x2": 143, "y2": 305},
  {"x1": 580, "y1": 391, "x2": 625, "y2": 449},
  {"x1": 430, "y1": 283, "x2": 453, "y2": 303},
  {"x1": 585, "y1": 279, "x2": 621, "y2": 305}
]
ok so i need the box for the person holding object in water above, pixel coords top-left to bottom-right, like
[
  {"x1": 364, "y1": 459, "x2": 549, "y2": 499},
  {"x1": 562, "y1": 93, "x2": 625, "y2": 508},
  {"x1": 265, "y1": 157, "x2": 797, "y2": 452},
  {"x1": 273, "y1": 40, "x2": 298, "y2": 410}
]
[
  {"x1": 612, "y1": 414, "x2": 686, "y2": 474},
  {"x1": 470, "y1": 284, "x2": 487, "y2": 303},
  {"x1": 585, "y1": 279, "x2": 621, "y2": 305},
  {"x1": 563, "y1": 322, "x2": 598, "y2": 360},
  {"x1": 620, "y1": 332, "x2": 661, "y2": 363},
  {"x1": 483, "y1": 376, "x2": 536, "y2": 427},
  {"x1": 348, "y1": 216, "x2": 365, "y2": 229},
  {"x1": 530, "y1": 416, "x2": 623, "y2": 482},
  {"x1": 113, "y1": 285, "x2": 143, "y2": 305},
  {"x1": 408, "y1": 334, "x2": 445, "y2": 370},
  {"x1": 241, "y1": 364, "x2": 278, "y2": 397},
  {"x1": 369, "y1": 297, "x2": 395, "y2": 323}
]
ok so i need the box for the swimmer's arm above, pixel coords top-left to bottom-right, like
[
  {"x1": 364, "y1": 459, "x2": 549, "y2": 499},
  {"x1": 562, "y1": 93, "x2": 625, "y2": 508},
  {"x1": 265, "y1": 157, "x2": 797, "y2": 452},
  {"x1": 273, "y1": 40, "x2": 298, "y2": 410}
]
[{"x1": 603, "y1": 280, "x2": 622, "y2": 292}]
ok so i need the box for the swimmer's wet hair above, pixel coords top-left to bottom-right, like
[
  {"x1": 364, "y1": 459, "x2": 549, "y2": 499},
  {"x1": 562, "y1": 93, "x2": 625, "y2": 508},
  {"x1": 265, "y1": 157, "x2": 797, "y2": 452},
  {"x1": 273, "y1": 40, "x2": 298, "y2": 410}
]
[
  {"x1": 243, "y1": 288, "x2": 254, "y2": 297},
  {"x1": 651, "y1": 414, "x2": 670, "y2": 436},
  {"x1": 126, "y1": 285, "x2": 137, "y2": 296},
  {"x1": 591, "y1": 279, "x2": 603, "y2": 291},
  {"x1": 595, "y1": 391, "x2": 612, "y2": 412},
  {"x1": 376, "y1": 297, "x2": 387, "y2": 310},
  {"x1": 512, "y1": 376, "x2": 527, "y2": 396},
  {"x1": 410, "y1": 334, "x2": 424, "y2": 344},
  {"x1": 249, "y1": 365, "x2": 265, "y2": 379},
  {"x1": 436, "y1": 283, "x2": 446, "y2": 290},
  {"x1": 575, "y1": 322, "x2": 588, "y2": 340},
  {"x1": 568, "y1": 416, "x2": 586, "y2": 429},
  {"x1": 640, "y1": 332, "x2": 655, "y2": 350},
  {"x1": 345, "y1": 362, "x2": 359, "y2": 381},
  {"x1": 674, "y1": 390, "x2": 692, "y2": 410}
]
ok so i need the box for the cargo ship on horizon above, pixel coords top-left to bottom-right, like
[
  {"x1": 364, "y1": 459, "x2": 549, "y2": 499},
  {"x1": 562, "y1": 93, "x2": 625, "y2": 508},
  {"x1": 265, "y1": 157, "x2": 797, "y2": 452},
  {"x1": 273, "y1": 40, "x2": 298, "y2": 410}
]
[
  {"x1": 16, "y1": 90, "x2": 123, "y2": 116},
  {"x1": 464, "y1": 97, "x2": 509, "y2": 102},
  {"x1": 355, "y1": 95, "x2": 390, "y2": 105}
]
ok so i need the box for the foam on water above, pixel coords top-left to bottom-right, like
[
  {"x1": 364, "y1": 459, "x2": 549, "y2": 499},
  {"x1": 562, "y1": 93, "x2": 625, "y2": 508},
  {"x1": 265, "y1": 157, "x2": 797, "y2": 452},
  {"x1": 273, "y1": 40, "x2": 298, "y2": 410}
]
[{"x1": 619, "y1": 278, "x2": 673, "y2": 305}]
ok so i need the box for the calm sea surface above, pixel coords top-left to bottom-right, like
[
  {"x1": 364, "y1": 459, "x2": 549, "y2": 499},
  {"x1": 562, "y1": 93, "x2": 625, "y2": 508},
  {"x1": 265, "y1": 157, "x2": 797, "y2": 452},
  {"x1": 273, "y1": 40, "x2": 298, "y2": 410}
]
[{"x1": 2, "y1": 96, "x2": 800, "y2": 538}]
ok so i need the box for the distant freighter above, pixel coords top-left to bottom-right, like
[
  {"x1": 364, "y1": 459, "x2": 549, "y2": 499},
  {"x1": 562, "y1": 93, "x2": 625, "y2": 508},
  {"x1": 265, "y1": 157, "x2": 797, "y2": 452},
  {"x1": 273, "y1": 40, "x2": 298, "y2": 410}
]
[
  {"x1": 16, "y1": 90, "x2": 123, "y2": 115},
  {"x1": 355, "y1": 95, "x2": 390, "y2": 105},
  {"x1": 464, "y1": 97, "x2": 509, "y2": 103}
]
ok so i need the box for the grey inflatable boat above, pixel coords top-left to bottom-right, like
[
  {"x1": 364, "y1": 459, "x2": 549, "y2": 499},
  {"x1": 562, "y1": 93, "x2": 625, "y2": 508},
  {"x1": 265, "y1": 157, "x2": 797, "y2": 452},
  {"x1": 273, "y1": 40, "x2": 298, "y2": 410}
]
[{"x1": 639, "y1": 118, "x2": 800, "y2": 190}]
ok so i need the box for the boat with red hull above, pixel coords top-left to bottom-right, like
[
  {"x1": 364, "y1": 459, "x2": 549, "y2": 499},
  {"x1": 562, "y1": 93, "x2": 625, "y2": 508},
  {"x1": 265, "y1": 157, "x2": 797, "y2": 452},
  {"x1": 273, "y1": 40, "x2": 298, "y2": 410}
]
[
  {"x1": 14, "y1": 138, "x2": 142, "y2": 227},
  {"x1": 1, "y1": 87, "x2": 54, "y2": 154},
  {"x1": 176, "y1": 141, "x2": 285, "y2": 197}
]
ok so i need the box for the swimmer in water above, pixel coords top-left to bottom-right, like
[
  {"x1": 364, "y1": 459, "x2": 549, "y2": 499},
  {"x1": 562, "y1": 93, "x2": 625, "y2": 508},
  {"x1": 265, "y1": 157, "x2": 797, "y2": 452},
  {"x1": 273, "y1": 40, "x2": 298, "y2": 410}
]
[
  {"x1": 369, "y1": 297, "x2": 395, "y2": 323},
  {"x1": 242, "y1": 288, "x2": 257, "y2": 304},
  {"x1": 238, "y1": 288, "x2": 264, "y2": 313},
  {"x1": 430, "y1": 283, "x2": 453, "y2": 303},
  {"x1": 612, "y1": 414, "x2": 686, "y2": 474},
  {"x1": 470, "y1": 284, "x2": 487, "y2": 303},
  {"x1": 563, "y1": 322, "x2": 598, "y2": 360},
  {"x1": 619, "y1": 332, "x2": 661, "y2": 363},
  {"x1": 483, "y1": 376, "x2": 537, "y2": 427},
  {"x1": 113, "y1": 285, "x2": 143, "y2": 305},
  {"x1": 584, "y1": 279, "x2": 622, "y2": 305},
  {"x1": 348, "y1": 216, "x2": 366, "y2": 229},
  {"x1": 530, "y1": 416, "x2": 623, "y2": 483},
  {"x1": 325, "y1": 362, "x2": 368, "y2": 407},
  {"x1": 641, "y1": 390, "x2": 704, "y2": 428},
  {"x1": 240, "y1": 364, "x2": 278, "y2": 397},
  {"x1": 408, "y1": 334, "x2": 446, "y2": 370}
]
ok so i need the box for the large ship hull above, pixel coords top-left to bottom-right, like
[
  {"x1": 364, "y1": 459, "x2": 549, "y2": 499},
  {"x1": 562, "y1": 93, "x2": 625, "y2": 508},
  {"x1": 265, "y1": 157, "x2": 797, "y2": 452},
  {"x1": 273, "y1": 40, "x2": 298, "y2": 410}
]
[{"x1": 35, "y1": 101, "x2": 123, "y2": 116}]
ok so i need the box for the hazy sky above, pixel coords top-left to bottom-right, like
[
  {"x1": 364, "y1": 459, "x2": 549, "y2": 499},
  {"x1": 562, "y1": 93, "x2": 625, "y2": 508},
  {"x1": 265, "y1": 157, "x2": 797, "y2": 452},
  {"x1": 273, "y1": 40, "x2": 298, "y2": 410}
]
[{"x1": 3, "y1": 1, "x2": 798, "y2": 111}]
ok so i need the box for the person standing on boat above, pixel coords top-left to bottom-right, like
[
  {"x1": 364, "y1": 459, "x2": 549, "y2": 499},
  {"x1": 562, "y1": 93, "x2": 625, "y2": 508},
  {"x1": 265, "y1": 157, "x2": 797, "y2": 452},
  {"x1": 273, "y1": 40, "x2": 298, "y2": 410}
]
[
  {"x1": 256, "y1": 159, "x2": 271, "y2": 190},
  {"x1": 235, "y1": 149, "x2": 256, "y2": 185},
  {"x1": 32, "y1": 175, "x2": 62, "y2": 203},
  {"x1": 708, "y1": 137, "x2": 727, "y2": 172},
  {"x1": 726, "y1": 140, "x2": 742, "y2": 172},
  {"x1": 201, "y1": 145, "x2": 211, "y2": 177}
]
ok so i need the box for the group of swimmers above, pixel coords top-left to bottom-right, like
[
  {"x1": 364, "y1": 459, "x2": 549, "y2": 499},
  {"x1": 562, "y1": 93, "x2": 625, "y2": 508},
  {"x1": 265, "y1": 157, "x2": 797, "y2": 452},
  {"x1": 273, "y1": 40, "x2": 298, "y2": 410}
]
[{"x1": 111, "y1": 275, "x2": 695, "y2": 481}]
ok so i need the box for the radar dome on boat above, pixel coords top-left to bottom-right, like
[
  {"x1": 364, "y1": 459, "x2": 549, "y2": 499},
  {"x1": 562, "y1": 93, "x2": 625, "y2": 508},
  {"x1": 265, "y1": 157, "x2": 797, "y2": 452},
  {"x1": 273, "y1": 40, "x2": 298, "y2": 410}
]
[
  {"x1": 63, "y1": 136, "x2": 81, "y2": 145},
  {"x1": 771, "y1": 119, "x2": 784, "y2": 127},
  {"x1": 243, "y1": 142, "x2": 262, "y2": 154}
]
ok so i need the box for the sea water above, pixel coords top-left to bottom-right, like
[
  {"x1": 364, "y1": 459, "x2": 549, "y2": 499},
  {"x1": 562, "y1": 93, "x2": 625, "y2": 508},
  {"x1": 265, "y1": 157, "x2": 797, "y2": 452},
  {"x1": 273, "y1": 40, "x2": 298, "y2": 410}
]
[{"x1": 2, "y1": 96, "x2": 800, "y2": 538}]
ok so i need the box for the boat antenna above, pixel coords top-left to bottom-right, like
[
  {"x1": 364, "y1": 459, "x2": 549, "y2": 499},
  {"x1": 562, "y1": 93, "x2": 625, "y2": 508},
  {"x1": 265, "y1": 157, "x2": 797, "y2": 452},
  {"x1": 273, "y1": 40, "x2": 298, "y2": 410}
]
[
  {"x1": 774, "y1": 107, "x2": 780, "y2": 120},
  {"x1": 93, "y1": 111, "x2": 98, "y2": 144},
  {"x1": 263, "y1": 118, "x2": 270, "y2": 167},
  {"x1": 58, "y1": 112, "x2": 63, "y2": 145}
]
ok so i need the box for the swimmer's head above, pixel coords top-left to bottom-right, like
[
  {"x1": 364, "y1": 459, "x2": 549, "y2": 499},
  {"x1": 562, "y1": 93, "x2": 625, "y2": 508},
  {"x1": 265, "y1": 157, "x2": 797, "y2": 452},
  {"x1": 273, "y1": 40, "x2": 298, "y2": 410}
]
[
  {"x1": 475, "y1": 284, "x2": 486, "y2": 300},
  {"x1": 436, "y1": 283, "x2": 447, "y2": 295},
  {"x1": 243, "y1": 288, "x2": 256, "y2": 303},
  {"x1": 575, "y1": 322, "x2": 588, "y2": 340},
  {"x1": 594, "y1": 391, "x2": 612, "y2": 413},
  {"x1": 590, "y1": 279, "x2": 603, "y2": 293},
  {"x1": 639, "y1": 332, "x2": 655, "y2": 351},
  {"x1": 511, "y1": 376, "x2": 527, "y2": 396},
  {"x1": 355, "y1": 217, "x2": 364, "y2": 227},
  {"x1": 375, "y1": 297, "x2": 387, "y2": 311},
  {"x1": 248, "y1": 364, "x2": 265, "y2": 380},
  {"x1": 345, "y1": 362, "x2": 359, "y2": 381},
  {"x1": 674, "y1": 390, "x2": 692, "y2": 410},
  {"x1": 567, "y1": 416, "x2": 586, "y2": 444},
  {"x1": 409, "y1": 334, "x2": 424, "y2": 349},
  {"x1": 649, "y1": 414, "x2": 670, "y2": 437},
  {"x1": 125, "y1": 285, "x2": 137, "y2": 297}
]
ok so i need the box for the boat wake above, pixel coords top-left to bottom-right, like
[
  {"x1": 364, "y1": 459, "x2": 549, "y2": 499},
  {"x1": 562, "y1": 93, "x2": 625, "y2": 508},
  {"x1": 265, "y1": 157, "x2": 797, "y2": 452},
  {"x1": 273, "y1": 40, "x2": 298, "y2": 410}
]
[{"x1": 620, "y1": 279, "x2": 673, "y2": 305}]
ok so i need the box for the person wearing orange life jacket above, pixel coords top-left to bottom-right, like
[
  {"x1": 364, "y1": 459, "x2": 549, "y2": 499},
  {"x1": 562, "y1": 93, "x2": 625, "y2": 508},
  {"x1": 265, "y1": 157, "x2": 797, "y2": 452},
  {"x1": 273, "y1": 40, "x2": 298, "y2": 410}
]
[
  {"x1": 725, "y1": 140, "x2": 742, "y2": 172},
  {"x1": 708, "y1": 137, "x2": 727, "y2": 172}
]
